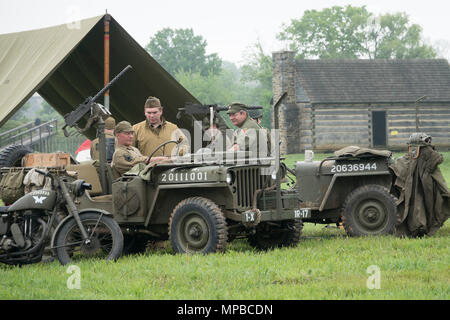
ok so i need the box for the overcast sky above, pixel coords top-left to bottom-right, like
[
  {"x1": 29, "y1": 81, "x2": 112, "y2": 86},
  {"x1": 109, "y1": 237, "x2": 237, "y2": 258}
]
[{"x1": 1, "y1": 0, "x2": 449, "y2": 64}]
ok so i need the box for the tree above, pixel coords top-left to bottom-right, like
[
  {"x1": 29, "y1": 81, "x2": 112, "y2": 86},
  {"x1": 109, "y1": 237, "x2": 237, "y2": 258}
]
[
  {"x1": 240, "y1": 42, "x2": 273, "y2": 129},
  {"x1": 277, "y1": 5, "x2": 437, "y2": 59},
  {"x1": 146, "y1": 28, "x2": 222, "y2": 77},
  {"x1": 366, "y1": 13, "x2": 437, "y2": 59}
]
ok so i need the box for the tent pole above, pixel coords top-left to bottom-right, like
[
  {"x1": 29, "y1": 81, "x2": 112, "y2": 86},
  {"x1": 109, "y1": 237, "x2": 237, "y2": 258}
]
[{"x1": 104, "y1": 13, "x2": 111, "y2": 110}]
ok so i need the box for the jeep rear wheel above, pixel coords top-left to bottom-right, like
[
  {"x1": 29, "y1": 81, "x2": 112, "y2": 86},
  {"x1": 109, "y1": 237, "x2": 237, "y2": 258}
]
[
  {"x1": 169, "y1": 197, "x2": 227, "y2": 254},
  {"x1": 248, "y1": 219, "x2": 303, "y2": 250},
  {"x1": 342, "y1": 184, "x2": 398, "y2": 236}
]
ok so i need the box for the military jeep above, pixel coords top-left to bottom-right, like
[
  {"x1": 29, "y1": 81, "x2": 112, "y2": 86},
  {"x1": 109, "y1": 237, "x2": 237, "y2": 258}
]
[
  {"x1": 69, "y1": 150, "x2": 302, "y2": 253},
  {"x1": 294, "y1": 148, "x2": 398, "y2": 236}
]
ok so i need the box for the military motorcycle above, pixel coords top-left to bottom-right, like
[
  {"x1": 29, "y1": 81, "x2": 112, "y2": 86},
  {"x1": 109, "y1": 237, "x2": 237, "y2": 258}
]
[{"x1": 0, "y1": 169, "x2": 123, "y2": 265}]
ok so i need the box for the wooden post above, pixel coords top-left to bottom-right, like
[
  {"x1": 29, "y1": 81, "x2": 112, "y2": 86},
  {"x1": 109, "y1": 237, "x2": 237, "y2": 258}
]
[{"x1": 415, "y1": 96, "x2": 427, "y2": 132}]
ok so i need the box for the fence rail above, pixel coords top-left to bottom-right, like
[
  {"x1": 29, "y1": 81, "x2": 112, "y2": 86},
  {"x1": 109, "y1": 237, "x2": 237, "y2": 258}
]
[{"x1": 0, "y1": 119, "x2": 87, "y2": 156}]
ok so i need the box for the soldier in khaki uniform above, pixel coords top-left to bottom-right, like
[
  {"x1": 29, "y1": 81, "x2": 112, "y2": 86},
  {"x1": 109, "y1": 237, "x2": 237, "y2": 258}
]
[
  {"x1": 111, "y1": 121, "x2": 148, "y2": 179},
  {"x1": 132, "y1": 96, "x2": 189, "y2": 161},
  {"x1": 90, "y1": 116, "x2": 116, "y2": 161},
  {"x1": 227, "y1": 103, "x2": 270, "y2": 154}
]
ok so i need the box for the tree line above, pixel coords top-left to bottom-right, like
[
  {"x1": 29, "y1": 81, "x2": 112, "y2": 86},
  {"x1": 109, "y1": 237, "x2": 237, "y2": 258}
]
[
  {"x1": 2, "y1": 5, "x2": 445, "y2": 132},
  {"x1": 146, "y1": 5, "x2": 443, "y2": 129}
]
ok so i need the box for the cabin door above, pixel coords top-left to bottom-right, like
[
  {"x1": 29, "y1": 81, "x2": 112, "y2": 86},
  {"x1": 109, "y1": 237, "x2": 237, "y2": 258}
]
[{"x1": 372, "y1": 111, "x2": 387, "y2": 147}]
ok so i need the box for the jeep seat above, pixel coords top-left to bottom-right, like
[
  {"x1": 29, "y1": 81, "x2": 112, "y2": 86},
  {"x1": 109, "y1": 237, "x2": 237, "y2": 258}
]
[{"x1": 66, "y1": 163, "x2": 103, "y2": 196}]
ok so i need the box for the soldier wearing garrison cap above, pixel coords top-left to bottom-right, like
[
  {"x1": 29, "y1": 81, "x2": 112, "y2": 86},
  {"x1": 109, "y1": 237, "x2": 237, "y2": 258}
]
[
  {"x1": 227, "y1": 102, "x2": 270, "y2": 153},
  {"x1": 111, "y1": 121, "x2": 148, "y2": 178},
  {"x1": 90, "y1": 116, "x2": 116, "y2": 161},
  {"x1": 132, "y1": 96, "x2": 190, "y2": 161}
]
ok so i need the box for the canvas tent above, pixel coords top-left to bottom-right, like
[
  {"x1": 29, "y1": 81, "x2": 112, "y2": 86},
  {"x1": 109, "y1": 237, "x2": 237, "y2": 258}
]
[{"x1": 0, "y1": 14, "x2": 203, "y2": 139}]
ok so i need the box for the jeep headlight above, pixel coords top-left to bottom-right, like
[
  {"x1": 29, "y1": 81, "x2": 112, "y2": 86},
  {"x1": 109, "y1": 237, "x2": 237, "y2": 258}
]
[
  {"x1": 226, "y1": 172, "x2": 234, "y2": 185},
  {"x1": 271, "y1": 171, "x2": 278, "y2": 180}
]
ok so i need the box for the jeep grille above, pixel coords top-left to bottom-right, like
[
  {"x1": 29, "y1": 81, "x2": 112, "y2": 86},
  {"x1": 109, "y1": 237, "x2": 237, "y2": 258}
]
[{"x1": 233, "y1": 167, "x2": 271, "y2": 209}]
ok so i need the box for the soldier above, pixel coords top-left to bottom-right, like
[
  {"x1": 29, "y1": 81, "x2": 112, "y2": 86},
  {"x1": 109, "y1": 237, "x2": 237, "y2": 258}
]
[
  {"x1": 90, "y1": 116, "x2": 116, "y2": 161},
  {"x1": 248, "y1": 108, "x2": 263, "y2": 125},
  {"x1": 132, "y1": 96, "x2": 189, "y2": 161},
  {"x1": 227, "y1": 103, "x2": 270, "y2": 154},
  {"x1": 202, "y1": 116, "x2": 232, "y2": 152},
  {"x1": 111, "y1": 121, "x2": 148, "y2": 178}
]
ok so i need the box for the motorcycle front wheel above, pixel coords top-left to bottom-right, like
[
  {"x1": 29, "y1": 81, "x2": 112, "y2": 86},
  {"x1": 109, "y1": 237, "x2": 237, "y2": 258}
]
[{"x1": 54, "y1": 212, "x2": 123, "y2": 265}]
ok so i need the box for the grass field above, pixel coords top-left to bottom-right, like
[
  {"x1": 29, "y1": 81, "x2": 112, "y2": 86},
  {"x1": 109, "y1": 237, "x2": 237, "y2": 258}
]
[{"x1": 0, "y1": 151, "x2": 449, "y2": 300}]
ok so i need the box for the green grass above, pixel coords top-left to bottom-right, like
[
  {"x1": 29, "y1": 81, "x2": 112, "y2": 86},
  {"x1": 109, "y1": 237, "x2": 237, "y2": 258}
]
[
  {"x1": 0, "y1": 150, "x2": 449, "y2": 300},
  {"x1": 0, "y1": 222, "x2": 448, "y2": 299}
]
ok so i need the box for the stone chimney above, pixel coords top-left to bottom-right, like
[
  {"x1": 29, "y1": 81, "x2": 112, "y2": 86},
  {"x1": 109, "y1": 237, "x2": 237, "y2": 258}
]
[{"x1": 272, "y1": 51, "x2": 300, "y2": 154}]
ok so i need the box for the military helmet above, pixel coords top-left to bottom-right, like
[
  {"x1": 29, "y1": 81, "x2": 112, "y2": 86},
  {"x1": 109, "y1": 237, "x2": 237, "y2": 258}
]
[
  {"x1": 408, "y1": 132, "x2": 432, "y2": 146},
  {"x1": 248, "y1": 108, "x2": 263, "y2": 120},
  {"x1": 202, "y1": 116, "x2": 219, "y2": 130}
]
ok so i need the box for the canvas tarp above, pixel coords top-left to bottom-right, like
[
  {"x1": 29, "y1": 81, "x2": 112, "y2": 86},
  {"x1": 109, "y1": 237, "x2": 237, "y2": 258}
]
[
  {"x1": 0, "y1": 14, "x2": 203, "y2": 139},
  {"x1": 390, "y1": 145, "x2": 450, "y2": 236}
]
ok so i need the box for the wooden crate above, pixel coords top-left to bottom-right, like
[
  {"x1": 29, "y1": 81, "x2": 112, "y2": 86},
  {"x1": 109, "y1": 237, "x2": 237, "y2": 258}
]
[{"x1": 24, "y1": 152, "x2": 71, "y2": 167}]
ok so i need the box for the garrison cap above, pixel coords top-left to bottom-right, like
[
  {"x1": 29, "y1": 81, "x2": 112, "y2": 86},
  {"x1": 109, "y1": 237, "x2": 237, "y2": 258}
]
[
  {"x1": 115, "y1": 121, "x2": 134, "y2": 134},
  {"x1": 226, "y1": 103, "x2": 248, "y2": 114},
  {"x1": 144, "y1": 96, "x2": 162, "y2": 109},
  {"x1": 104, "y1": 117, "x2": 116, "y2": 130}
]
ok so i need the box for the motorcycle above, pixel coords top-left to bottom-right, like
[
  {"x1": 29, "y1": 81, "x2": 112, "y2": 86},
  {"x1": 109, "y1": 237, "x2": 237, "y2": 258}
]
[{"x1": 0, "y1": 169, "x2": 123, "y2": 265}]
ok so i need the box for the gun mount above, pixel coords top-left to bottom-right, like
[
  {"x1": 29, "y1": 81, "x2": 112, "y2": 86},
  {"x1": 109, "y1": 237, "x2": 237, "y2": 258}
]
[
  {"x1": 62, "y1": 65, "x2": 132, "y2": 193},
  {"x1": 62, "y1": 65, "x2": 132, "y2": 137}
]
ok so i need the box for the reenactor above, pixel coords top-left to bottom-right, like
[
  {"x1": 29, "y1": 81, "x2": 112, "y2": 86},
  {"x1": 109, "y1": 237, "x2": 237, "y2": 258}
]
[
  {"x1": 111, "y1": 121, "x2": 148, "y2": 178},
  {"x1": 90, "y1": 116, "x2": 116, "y2": 161},
  {"x1": 132, "y1": 96, "x2": 190, "y2": 161},
  {"x1": 227, "y1": 103, "x2": 270, "y2": 154},
  {"x1": 248, "y1": 108, "x2": 263, "y2": 125},
  {"x1": 202, "y1": 116, "x2": 232, "y2": 152}
]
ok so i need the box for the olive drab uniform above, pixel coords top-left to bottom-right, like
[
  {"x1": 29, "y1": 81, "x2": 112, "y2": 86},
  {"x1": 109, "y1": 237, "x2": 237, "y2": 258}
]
[
  {"x1": 132, "y1": 118, "x2": 190, "y2": 157},
  {"x1": 111, "y1": 145, "x2": 148, "y2": 179},
  {"x1": 233, "y1": 117, "x2": 271, "y2": 155}
]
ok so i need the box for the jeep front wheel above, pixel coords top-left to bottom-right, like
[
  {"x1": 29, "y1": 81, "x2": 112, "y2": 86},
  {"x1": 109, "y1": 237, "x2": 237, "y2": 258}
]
[
  {"x1": 248, "y1": 219, "x2": 303, "y2": 250},
  {"x1": 169, "y1": 197, "x2": 228, "y2": 254},
  {"x1": 342, "y1": 184, "x2": 398, "y2": 236}
]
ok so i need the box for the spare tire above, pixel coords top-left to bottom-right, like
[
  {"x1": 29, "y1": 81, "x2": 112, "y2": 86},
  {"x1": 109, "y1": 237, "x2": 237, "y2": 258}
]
[{"x1": 0, "y1": 144, "x2": 33, "y2": 173}]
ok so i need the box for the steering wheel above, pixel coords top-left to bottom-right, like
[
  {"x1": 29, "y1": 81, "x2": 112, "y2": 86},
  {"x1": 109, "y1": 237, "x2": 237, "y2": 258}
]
[{"x1": 146, "y1": 140, "x2": 180, "y2": 164}]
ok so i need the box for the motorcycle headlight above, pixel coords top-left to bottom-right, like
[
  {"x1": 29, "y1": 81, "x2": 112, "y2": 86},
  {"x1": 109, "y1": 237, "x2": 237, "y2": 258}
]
[{"x1": 71, "y1": 179, "x2": 92, "y2": 197}]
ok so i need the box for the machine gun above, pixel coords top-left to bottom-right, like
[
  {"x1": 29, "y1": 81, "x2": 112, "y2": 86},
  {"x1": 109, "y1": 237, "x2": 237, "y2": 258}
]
[
  {"x1": 62, "y1": 65, "x2": 132, "y2": 137},
  {"x1": 62, "y1": 65, "x2": 132, "y2": 194},
  {"x1": 177, "y1": 103, "x2": 263, "y2": 131}
]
